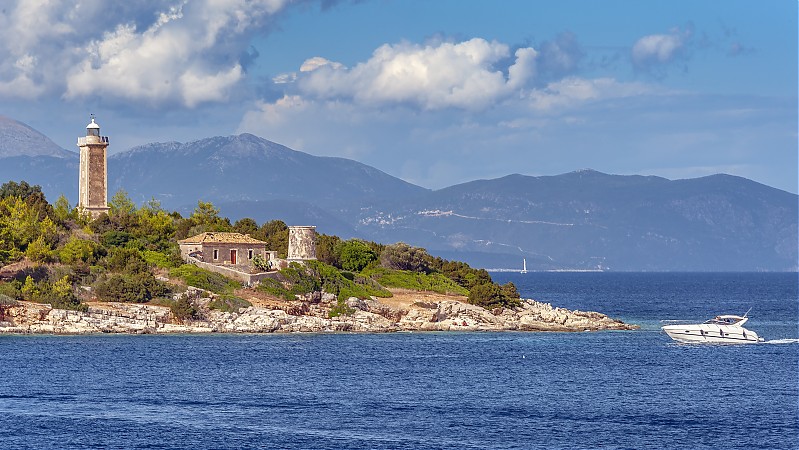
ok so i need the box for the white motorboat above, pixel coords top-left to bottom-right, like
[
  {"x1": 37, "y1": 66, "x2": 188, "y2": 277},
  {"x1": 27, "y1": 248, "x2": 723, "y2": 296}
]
[{"x1": 662, "y1": 312, "x2": 763, "y2": 344}]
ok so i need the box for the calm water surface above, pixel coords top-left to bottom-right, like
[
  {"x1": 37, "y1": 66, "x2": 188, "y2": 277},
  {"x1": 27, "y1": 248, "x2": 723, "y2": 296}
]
[{"x1": 1, "y1": 272, "x2": 797, "y2": 449}]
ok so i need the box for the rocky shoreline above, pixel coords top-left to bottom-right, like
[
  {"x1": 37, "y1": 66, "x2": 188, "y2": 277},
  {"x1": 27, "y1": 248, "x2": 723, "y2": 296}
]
[{"x1": 0, "y1": 289, "x2": 637, "y2": 335}]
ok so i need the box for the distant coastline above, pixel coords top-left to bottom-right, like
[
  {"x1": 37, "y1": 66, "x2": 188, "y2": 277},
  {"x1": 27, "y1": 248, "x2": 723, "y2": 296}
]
[{"x1": 487, "y1": 268, "x2": 605, "y2": 273}]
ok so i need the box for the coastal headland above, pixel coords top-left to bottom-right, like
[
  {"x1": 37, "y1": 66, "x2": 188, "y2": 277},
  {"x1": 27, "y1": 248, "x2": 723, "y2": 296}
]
[
  {"x1": 0, "y1": 287, "x2": 636, "y2": 334},
  {"x1": 0, "y1": 178, "x2": 636, "y2": 335}
]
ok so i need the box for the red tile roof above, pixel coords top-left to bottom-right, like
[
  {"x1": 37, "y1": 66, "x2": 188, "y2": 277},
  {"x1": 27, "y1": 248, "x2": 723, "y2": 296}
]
[{"x1": 178, "y1": 232, "x2": 266, "y2": 245}]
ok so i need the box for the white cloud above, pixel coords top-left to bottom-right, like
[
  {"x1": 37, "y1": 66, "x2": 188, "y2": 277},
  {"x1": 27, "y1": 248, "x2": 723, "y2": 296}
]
[
  {"x1": 631, "y1": 27, "x2": 692, "y2": 68},
  {"x1": 300, "y1": 56, "x2": 344, "y2": 72},
  {"x1": 528, "y1": 77, "x2": 657, "y2": 111},
  {"x1": 0, "y1": 53, "x2": 45, "y2": 98},
  {"x1": 64, "y1": 0, "x2": 291, "y2": 107},
  {"x1": 0, "y1": 0, "x2": 291, "y2": 106},
  {"x1": 294, "y1": 38, "x2": 538, "y2": 110},
  {"x1": 0, "y1": 72, "x2": 45, "y2": 99}
]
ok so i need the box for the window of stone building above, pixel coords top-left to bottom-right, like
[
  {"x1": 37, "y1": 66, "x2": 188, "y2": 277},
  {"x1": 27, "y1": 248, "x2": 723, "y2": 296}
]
[
  {"x1": 248, "y1": 249, "x2": 253, "y2": 260},
  {"x1": 213, "y1": 249, "x2": 219, "y2": 260}
]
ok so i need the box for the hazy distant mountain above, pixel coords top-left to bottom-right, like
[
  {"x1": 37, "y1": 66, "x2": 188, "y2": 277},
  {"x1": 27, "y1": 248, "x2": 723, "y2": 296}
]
[
  {"x1": 0, "y1": 116, "x2": 74, "y2": 159},
  {"x1": 0, "y1": 117, "x2": 795, "y2": 271},
  {"x1": 108, "y1": 133, "x2": 429, "y2": 215},
  {"x1": 356, "y1": 170, "x2": 798, "y2": 271},
  {"x1": 0, "y1": 116, "x2": 78, "y2": 201}
]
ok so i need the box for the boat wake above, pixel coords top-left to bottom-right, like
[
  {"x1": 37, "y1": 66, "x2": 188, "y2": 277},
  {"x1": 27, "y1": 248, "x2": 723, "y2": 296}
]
[{"x1": 764, "y1": 338, "x2": 799, "y2": 344}]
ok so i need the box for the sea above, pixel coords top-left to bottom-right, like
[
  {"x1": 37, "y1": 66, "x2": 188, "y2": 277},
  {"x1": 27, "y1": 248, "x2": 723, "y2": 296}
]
[{"x1": 1, "y1": 272, "x2": 797, "y2": 450}]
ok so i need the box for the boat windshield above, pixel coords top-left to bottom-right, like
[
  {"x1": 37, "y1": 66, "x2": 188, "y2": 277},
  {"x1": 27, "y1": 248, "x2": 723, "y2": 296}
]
[{"x1": 704, "y1": 316, "x2": 744, "y2": 325}]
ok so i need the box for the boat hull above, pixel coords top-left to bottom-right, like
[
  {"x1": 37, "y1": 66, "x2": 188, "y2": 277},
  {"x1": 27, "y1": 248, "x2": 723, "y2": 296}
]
[{"x1": 662, "y1": 324, "x2": 761, "y2": 344}]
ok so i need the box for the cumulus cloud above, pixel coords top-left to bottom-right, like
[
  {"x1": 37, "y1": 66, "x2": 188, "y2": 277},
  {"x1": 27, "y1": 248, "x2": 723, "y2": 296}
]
[
  {"x1": 293, "y1": 38, "x2": 538, "y2": 110},
  {"x1": 631, "y1": 26, "x2": 693, "y2": 69},
  {"x1": 64, "y1": 0, "x2": 291, "y2": 107},
  {"x1": 0, "y1": 0, "x2": 291, "y2": 106}
]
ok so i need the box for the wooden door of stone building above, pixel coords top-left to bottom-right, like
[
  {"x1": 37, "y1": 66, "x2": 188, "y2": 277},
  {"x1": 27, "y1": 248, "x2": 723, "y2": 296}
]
[{"x1": 231, "y1": 249, "x2": 237, "y2": 265}]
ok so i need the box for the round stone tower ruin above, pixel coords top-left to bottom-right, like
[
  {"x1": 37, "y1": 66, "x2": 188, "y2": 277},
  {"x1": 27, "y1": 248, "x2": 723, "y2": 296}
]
[
  {"x1": 77, "y1": 116, "x2": 110, "y2": 219},
  {"x1": 287, "y1": 226, "x2": 317, "y2": 261}
]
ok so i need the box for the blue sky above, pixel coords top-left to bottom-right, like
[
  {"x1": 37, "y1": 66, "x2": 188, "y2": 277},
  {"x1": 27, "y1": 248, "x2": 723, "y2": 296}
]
[{"x1": 2, "y1": 0, "x2": 796, "y2": 193}]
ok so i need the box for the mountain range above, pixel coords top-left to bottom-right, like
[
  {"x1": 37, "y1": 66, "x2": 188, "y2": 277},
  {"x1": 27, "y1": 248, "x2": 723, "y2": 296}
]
[{"x1": 0, "y1": 116, "x2": 796, "y2": 271}]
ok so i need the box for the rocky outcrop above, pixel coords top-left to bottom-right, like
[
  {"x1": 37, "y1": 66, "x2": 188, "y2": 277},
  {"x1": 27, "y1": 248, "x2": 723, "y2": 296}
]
[{"x1": 0, "y1": 291, "x2": 637, "y2": 335}]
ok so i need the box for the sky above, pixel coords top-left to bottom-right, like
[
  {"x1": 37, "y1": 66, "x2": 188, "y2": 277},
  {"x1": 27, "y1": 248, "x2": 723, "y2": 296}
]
[{"x1": 1, "y1": 0, "x2": 797, "y2": 193}]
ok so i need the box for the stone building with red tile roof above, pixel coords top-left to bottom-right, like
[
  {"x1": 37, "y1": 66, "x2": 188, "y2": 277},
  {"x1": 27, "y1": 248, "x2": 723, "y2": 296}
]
[{"x1": 178, "y1": 232, "x2": 274, "y2": 268}]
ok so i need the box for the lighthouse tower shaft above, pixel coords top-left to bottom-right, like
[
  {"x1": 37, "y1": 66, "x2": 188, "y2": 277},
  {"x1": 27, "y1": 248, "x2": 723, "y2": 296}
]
[{"x1": 77, "y1": 118, "x2": 110, "y2": 219}]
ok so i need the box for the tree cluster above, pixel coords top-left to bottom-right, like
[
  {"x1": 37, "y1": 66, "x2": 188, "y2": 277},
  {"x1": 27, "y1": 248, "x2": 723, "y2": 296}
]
[
  {"x1": 0, "y1": 180, "x2": 523, "y2": 313},
  {"x1": 467, "y1": 281, "x2": 521, "y2": 309},
  {"x1": 310, "y1": 236, "x2": 519, "y2": 308}
]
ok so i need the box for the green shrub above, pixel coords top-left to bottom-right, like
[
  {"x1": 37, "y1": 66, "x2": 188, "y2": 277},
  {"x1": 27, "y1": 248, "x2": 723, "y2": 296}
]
[
  {"x1": 19, "y1": 275, "x2": 87, "y2": 311},
  {"x1": 105, "y1": 247, "x2": 149, "y2": 274},
  {"x1": 336, "y1": 239, "x2": 377, "y2": 272},
  {"x1": 306, "y1": 260, "x2": 391, "y2": 301},
  {"x1": 0, "y1": 293, "x2": 17, "y2": 306},
  {"x1": 256, "y1": 277, "x2": 294, "y2": 300},
  {"x1": 467, "y1": 282, "x2": 521, "y2": 309},
  {"x1": 430, "y1": 257, "x2": 493, "y2": 290},
  {"x1": 170, "y1": 297, "x2": 201, "y2": 322},
  {"x1": 94, "y1": 272, "x2": 169, "y2": 303},
  {"x1": 142, "y1": 250, "x2": 175, "y2": 269},
  {"x1": 0, "y1": 281, "x2": 22, "y2": 300},
  {"x1": 101, "y1": 230, "x2": 134, "y2": 248},
  {"x1": 208, "y1": 295, "x2": 252, "y2": 313},
  {"x1": 363, "y1": 267, "x2": 468, "y2": 296},
  {"x1": 142, "y1": 247, "x2": 183, "y2": 269},
  {"x1": 59, "y1": 236, "x2": 105, "y2": 265},
  {"x1": 379, "y1": 242, "x2": 433, "y2": 273},
  {"x1": 315, "y1": 234, "x2": 341, "y2": 267},
  {"x1": 251, "y1": 254, "x2": 270, "y2": 271},
  {"x1": 25, "y1": 235, "x2": 54, "y2": 263},
  {"x1": 280, "y1": 263, "x2": 320, "y2": 296},
  {"x1": 169, "y1": 264, "x2": 240, "y2": 294},
  {"x1": 337, "y1": 286, "x2": 364, "y2": 303},
  {"x1": 258, "y1": 261, "x2": 391, "y2": 302}
]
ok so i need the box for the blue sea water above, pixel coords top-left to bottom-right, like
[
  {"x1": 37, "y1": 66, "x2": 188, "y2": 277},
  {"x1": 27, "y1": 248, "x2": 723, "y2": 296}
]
[{"x1": 1, "y1": 272, "x2": 797, "y2": 450}]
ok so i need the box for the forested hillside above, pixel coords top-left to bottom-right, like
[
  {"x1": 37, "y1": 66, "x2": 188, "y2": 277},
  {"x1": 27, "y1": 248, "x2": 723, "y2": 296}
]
[{"x1": 0, "y1": 181, "x2": 519, "y2": 320}]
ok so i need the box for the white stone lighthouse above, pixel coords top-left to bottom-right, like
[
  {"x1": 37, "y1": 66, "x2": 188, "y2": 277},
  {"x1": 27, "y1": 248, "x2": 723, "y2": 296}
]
[{"x1": 77, "y1": 116, "x2": 110, "y2": 219}]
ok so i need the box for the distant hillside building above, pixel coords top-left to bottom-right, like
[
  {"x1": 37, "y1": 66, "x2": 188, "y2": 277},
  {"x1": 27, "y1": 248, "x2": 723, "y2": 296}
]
[
  {"x1": 77, "y1": 116, "x2": 110, "y2": 219},
  {"x1": 287, "y1": 226, "x2": 317, "y2": 261},
  {"x1": 178, "y1": 232, "x2": 273, "y2": 267}
]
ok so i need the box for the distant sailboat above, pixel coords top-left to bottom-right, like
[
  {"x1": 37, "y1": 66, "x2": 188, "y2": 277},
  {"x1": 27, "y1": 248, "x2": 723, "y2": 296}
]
[{"x1": 521, "y1": 258, "x2": 527, "y2": 274}]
